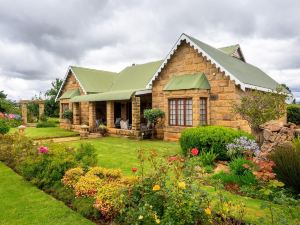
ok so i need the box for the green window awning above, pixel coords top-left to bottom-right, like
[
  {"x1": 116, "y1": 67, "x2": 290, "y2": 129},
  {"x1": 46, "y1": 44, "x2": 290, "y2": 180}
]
[
  {"x1": 70, "y1": 89, "x2": 137, "y2": 102},
  {"x1": 59, "y1": 89, "x2": 80, "y2": 99},
  {"x1": 163, "y1": 73, "x2": 211, "y2": 91}
]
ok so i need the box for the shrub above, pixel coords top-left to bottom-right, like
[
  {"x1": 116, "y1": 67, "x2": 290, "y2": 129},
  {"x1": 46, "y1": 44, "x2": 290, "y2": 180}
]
[
  {"x1": 213, "y1": 170, "x2": 257, "y2": 186},
  {"x1": 198, "y1": 149, "x2": 218, "y2": 166},
  {"x1": 180, "y1": 126, "x2": 253, "y2": 160},
  {"x1": 0, "y1": 119, "x2": 10, "y2": 134},
  {"x1": 63, "y1": 109, "x2": 73, "y2": 121},
  {"x1": 36, "y1": 120, "x2": 57, "y2": 128},
  {"x1": 229, "y1": 157, "x2": 253, "y2": 176},
  {"x1": 0, "y1": 133, "x2": 36, "y2": 168},
  {"x1": 75, "y1": 144, "x2": 98, "y2": 169},
  {"x1": 226, "y1": 136, "x2": 260, "y2": 159},
  {"x1": 98, "y1": 124, "x2": 108, "y2": 136},
  {"x1": 271, "y1": 142, "x2": 300, "y2": 193},
  {"x1": 287, "y1": 104, "x2": 300, "y2": 125},
  {"x1": 61, "y1": 167, "x2": 85, "y2": 188},
  {"x1": 39, "y1": 113, "x2": 48, "y2": 122},
  {"x1": 6, "y1": 118, "x2": 22, "y2": 127},
  {"x1": 73, "y1": 197, "x2": 101, "y2": 219}
]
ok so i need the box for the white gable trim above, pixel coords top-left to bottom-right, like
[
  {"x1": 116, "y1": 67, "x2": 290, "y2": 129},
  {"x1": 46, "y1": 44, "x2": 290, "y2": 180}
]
[
  {"x1": 145, "y1": 33, "x2": 273, "y2": 93},
  {"x1": 55, "y1": 67, "x2": 87, "y2": 102}
]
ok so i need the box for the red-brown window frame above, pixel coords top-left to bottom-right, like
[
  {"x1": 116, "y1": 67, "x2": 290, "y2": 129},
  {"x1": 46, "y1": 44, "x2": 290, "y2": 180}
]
[
  {"x1": 200, "y1": 97, "x2": 208, "y2": 125},
  {"x1": 168, "y1": 98, "x2": 193, "y2": 127}
]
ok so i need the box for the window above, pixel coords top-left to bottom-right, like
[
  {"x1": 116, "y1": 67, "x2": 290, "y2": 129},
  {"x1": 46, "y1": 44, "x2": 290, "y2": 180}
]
[
  {"x1": 200, "y1": 97, "x2": 208, "y2": 125},
  {"x1": 169, "y1": 99, "x2": 192, "y2": 126},
  {"x1": 62, "y1": 103, "x2": 69, "y2": 112}
]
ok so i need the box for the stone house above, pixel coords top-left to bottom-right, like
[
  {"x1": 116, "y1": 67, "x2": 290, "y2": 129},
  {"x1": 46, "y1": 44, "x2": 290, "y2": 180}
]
[{"x1": 56, "y1": 33, "x2": 286, "y2": 141}]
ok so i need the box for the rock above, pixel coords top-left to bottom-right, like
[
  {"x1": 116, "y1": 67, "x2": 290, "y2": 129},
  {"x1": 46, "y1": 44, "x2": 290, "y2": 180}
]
[
  {"x1": 263, "y1": 129, "x2": 272, "y2": 141},
  {"x1": 214, "y1": 163, "x2": 229, "y2": 173}
]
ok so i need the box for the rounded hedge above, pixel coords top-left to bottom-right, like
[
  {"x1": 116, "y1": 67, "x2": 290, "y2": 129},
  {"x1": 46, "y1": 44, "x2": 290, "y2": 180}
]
[
  {"x1": 179, "y1": 126, "x2": 253, "y2": 160},
  {"x1": 0, "y1": 119, "x2": 10, "y2": 135},
  {"x1": 287, "y1": 104, "x2": 300, "y2": 125}
]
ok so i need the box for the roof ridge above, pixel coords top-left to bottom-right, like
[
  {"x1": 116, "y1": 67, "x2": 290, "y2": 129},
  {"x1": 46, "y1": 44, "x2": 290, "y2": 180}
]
[{"x1": 70, "y1": 65, "x2": 117, "y2": 74}]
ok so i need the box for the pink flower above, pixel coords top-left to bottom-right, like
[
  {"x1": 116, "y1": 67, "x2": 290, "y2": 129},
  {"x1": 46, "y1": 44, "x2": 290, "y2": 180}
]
[
  {"x1": 191, "y1": 148, "x2": 199, "y2": 156},
  {"x1": 168, "y1": 156, "x2": 178, "y2": 162},
  {"x1": 131, "y1": 167, "x2": 138, "y2": 173},
  {"x1": 8, "y1": 114, "x2": 15, "y2": 119},
  {"x1": 38, "y1": 146, "x2": 49, "y2": 154}
]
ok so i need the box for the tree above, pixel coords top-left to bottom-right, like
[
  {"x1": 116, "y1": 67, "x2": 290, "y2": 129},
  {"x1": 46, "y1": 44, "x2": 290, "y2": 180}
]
[
  {"x1": 234, "y1": 87, "x2": 286, "y2": 142},
  {"x1": 44, "y1": 78, "x2": 63, "y2": 117},
  {"x1": 0, "y1": 90, "x2": 20, "y2": 114},
  {"x1": 144, "y1": 108, "x2": 165, "y2": 139}
]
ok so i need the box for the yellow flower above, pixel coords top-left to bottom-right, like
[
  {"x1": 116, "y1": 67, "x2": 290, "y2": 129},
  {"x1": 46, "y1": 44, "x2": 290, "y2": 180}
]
[
  {"x1": 138, "y1": 215, "x2": 143, "y2": 220},
  {"x1": 178, "y1": 181, "x2": 186, "y2": 189},
  {"x1": 204, "y1": 207, "x2": 212, "y2": 215},
  {"x1": 155, "y1": 219, "x2": 160, "y2": 224},
  {"x1": 152, "y1": 184, "x2": 161, "y2": 191}
]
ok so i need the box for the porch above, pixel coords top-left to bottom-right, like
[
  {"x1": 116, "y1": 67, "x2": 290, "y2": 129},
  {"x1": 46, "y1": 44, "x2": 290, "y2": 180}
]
[{"x1": 62, "y1": 93, "x2": 152, "y2": 138}]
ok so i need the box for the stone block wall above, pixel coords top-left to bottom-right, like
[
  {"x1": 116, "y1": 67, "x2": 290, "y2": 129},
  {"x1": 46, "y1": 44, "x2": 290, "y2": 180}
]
[
  {"x1": 152, "y1": 41, "x2": 251, "y2": 141},
  {"x1": 132, "y1": 96, "x2": 141, "y2": 130}
]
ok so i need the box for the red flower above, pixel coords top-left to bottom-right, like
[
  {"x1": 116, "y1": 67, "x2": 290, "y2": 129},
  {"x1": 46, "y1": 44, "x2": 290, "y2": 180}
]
[
  {"x1": 191, "y1": 148, "x2": 199, "y2": 156},
  {"x1": 131, "y1": 167, "x2": 138, "y2": 173},
  {"x1": 168, "y1": 156, "x2": 178, "y2": 162}
]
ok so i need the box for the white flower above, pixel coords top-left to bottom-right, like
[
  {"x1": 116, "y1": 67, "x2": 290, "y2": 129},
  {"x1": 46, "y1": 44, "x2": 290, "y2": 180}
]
[{"x1": 138, "y1": 215, "x2": 143, "y2": 220}]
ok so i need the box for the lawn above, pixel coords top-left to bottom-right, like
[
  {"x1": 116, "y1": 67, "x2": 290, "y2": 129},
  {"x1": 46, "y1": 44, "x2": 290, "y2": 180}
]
[
  {"x1": 67, "y1": 137, "x2": 180, "y2": 175},
  {"x1": 0, "y1": 162, "x2": 93, "y2": 225},
  {"x1": 9, "y1": 127, "x2": 79, "y2": 139}
]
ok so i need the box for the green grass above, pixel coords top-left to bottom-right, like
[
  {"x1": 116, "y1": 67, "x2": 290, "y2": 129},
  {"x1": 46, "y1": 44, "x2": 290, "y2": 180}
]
[
  {"x1": 67, "y1": 137, "x2": 180, "y2": 175},
  {"x1": 0, "y1": 162, "x2": 94, "y2": 225},
  {"x1": 9, "y1": 127, "x2": 79, "y2": 140}
]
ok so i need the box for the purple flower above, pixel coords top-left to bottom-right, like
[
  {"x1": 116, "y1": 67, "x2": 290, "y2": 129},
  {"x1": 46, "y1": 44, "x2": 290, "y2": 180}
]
[{"x1": 38, "y1": 146, "x2": 49, "y2": 154}]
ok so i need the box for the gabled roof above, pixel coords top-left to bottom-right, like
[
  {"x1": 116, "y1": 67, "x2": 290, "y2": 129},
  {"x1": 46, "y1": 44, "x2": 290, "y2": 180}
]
[
  {"x1": 55, "y1": 66, "x2": 118, "y2": 101},
  {"x1": 146, "y1": 33, "x2": 286, "y2": 93},
  {"x1": 70, "y1": 66, "x2": 118, "y2": 93},
  {"x1": 163, "y1": 73, "x2": 210, "y2": 91},
  {"x1": 110, "y1": 60, "x2": 163, "y2": 91},
  {"x1": 219, "y1": 44, "x2": 246, "y2": 62}
]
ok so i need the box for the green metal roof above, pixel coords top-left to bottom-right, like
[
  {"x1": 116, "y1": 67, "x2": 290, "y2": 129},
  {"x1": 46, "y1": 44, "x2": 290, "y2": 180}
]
[
  {"x1": 163, "y1": 73, "x2": 211, "y2": 91},
  {"x1": 71, "y1": 66, "x2": 118, "y2": 93},
  {"x1": 110, "y1": 60, "x2": 163, "y2": 91},
  {"x1": 71, "y1": 89, "x2": 137, "y2": 102},
  {"x1": 186, "y1": 34, "x2": 285, "y2": 92},
  {"x1": 218, "y1": 44, "x2": 239, "y2": 55},
  {"x1": 59, "y1": 89, "x2": 80, "y2": 99}
]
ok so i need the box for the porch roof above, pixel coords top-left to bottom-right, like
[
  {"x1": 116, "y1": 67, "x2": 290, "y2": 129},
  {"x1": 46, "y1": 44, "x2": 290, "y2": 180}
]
[
  {"x1": 70, "y1": 89, "x2": 137, "y2": 102},
  {"x1": 163, "y1": 73, "x2": 211, "y2": 91},
  {"x1": 59, "y1": 88, "x2": 80, "y2": 99}
]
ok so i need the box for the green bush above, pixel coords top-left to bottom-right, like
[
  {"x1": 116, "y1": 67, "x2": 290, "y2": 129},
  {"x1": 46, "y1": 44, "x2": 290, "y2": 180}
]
[
  {"x1": 72, "y1": 197, "x2": 101, "y2": 219},
  {"x1": 229, "y1": 157, "x2": 253, "y2": 176},
  {"x1": 63, "y1": 109, "x2": 73, "y2": 121},
  {"x1": 36, "y1": 121, "x2": 57, "y2": 128},
  {"x1": 75, "y1": 144, "x2": 98, "y2": 169},
  {"x1": 39, "y1": 113, "x2": 48, "y2": 122},
  {"x1": 271, "y1": 141, "x2": 300, "y2": 194},
  {"x1": 0, "y1": 119, "x2": 10, "y2": 134},
  {"x1": 287, "y1": 104, "x2": 300, "y2": 125},
  {"x1": 6, "y1": 119, "x2": 22, "y2": 128},
  {"x1": 212, "y1": 171, "x2": 257, "y2": 186},
  {"x1": 198, "y1": 149, "x2": 218, "y2": 166},
  {"x1": 0, "y1": 133, "x2": 36, "y2": 168},
  {"x1": 180, "y1": 126, "x2": 253, "y2": 160}
]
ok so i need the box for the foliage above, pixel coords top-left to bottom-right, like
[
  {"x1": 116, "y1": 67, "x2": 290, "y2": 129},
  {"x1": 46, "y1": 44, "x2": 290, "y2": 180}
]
[
  {"x1": 0, "y1": 119, "x2": 10, "y2": 134},
  {"x1": 75, "y1": 144, "x2": 98, "y2": 169},
  {"x1": 287, "y1": 104, "x2": 300, "y2": 125},
  {"x1": 0, "y1": 90, "x2": 20, "y2": 114},
  {"x1": 36, "y1": 120, "x2": 57, "y2": 128},
  {"x1": 63, "y1": 109, "x2": 73, "y2": 121},
  {"x1": 226, "y1": 136, "x2": 260, "y2": 159},
  {"x1": 252, "y1": 158, "x2": 276, "y2": 182},
  {"x1": 39, "y1": 114, "x2": 48, "y2": 122},
  {"x1": 98, "y1": 124, "x2": 108, "y2": 136},
  {"x1": 233, "y1": 87, "x2": 286, "y2": 131},
  {"x1": 229, "y1": 157, "x2": 253, "y2": 176},
  {"x1": 72, "y1": 197, "x2": 101, "y2": 219},
  {"x1": 271, "y1": 141, "x2": 300, "y2": 193},
  {"x1": 27, "y1": 102, "x2": 39, "y2": 122},
  {"x1": 44, "y1": 78, "x2": 63, "y2": 117},
  {"x1": 143, "y1": 108, "x2": 165, "y2": 125},
  {"x1": 180, "y1": 126, "x2": 253, "y2": 160},
  {"x1": 188, "y1": 149, "x2": 217, "y2": 167}
]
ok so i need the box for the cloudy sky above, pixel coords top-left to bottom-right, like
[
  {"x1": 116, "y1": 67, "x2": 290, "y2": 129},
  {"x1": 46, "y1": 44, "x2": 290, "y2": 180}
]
[{"x1": 0, "y1": 0, "x2": 299, "y2": 101}]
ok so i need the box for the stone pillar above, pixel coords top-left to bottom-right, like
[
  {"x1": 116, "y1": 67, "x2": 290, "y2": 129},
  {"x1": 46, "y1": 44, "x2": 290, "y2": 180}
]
[
  {"x1": 73, "y1": 103, "x2": 80, "y2": 125},
  {"x1": 59, "y1": 103, "x2": 63, "y2": 119},
  {"x1": 88, "y1": 102, "x2": 96, "y2": 131},
  {"x1": 38, "y1": 103, "x2": 45, "y2": 117},
  {"x1": 132, "y1": 96, "x2": 140, "y2": 130},
  {"x1": 106, "y1": 101, "x2": 114, "y2": 128},
  {"x1": 21, "y1": 103, "x2": 27, "y2": 124}
]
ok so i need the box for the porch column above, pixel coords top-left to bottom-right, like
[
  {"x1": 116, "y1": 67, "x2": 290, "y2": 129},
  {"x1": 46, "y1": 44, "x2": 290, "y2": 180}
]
[
  {"x1": 73, "y1": 102, "x2": 80, "y2": 125},
  {"x1": 38, "y1": 102, "x2": 45, "y2": 117},
  {"x1": 21, "y1": 103, "x2": 27, "y2": 124},
  {"x1": 132, "y1": 96, "x2": 140, "y2": 130},
  {"x1": 106, "y1": 101, "x2": 114, "y2": 128},
  {"x1": 88, "y1": 102, "x2": 96, "y2": 130}
]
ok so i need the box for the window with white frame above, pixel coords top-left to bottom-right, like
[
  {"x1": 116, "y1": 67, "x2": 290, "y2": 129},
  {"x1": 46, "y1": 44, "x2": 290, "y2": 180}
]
[{"x1": 169, "y1": 99, "x2": 192, "y2": 126}]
